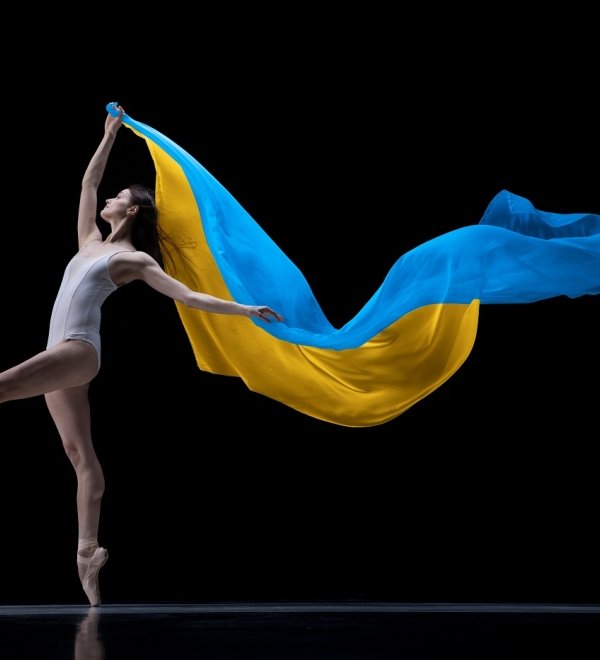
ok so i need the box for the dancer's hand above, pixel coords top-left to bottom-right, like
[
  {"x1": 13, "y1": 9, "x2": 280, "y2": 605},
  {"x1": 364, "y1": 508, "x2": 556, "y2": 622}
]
[
  {"x1": 105, "y1": 104, "x2": 124, "y2": 135},
  {"x1": 246, "y1": 306, "x2": 284, "y2": 323}
]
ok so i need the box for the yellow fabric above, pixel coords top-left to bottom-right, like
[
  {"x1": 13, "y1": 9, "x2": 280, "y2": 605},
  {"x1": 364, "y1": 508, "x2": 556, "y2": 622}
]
[{"x1": 137, "y1": 131, "x2": 479, "y2": 427}]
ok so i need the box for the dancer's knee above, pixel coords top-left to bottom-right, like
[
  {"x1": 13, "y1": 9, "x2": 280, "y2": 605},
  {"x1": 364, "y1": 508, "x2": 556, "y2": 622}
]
[{"x1": 68, "y1": 449, "x2": 105, "y2": 496}]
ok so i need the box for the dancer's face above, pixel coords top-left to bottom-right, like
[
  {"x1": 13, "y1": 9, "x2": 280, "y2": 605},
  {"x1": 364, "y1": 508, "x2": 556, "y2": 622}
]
[{"x1": 100, "y1": 189, "x2": 135, "y2": 221}]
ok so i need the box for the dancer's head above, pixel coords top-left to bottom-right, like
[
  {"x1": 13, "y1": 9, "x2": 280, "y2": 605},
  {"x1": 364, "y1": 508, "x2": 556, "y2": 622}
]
[{"x1": 101, "y1": 184, "x2": 165, "y2": 267}]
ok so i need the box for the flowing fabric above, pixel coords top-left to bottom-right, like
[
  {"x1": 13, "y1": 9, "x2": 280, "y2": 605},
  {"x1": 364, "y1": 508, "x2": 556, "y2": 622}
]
[{"x1": 121, "y1": 113, "x2": 600, "y2": 427}]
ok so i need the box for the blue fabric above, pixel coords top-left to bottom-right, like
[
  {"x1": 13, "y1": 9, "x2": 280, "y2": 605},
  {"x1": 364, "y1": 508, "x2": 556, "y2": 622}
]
[{"x1": 124, "y1": 115, "x2": 600, "y2": 350}]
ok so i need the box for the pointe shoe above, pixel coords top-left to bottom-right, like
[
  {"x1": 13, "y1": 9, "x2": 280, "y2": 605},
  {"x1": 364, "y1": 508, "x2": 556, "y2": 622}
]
[{"x1": 77, "y1": 547, "x2": 109, "y2": 607}]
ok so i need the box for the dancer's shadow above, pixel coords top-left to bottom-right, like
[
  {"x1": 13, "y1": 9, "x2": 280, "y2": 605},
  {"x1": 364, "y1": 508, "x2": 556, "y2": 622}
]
[{"x1": 74, "y1": 609, "x2": 104, "y2": 660}]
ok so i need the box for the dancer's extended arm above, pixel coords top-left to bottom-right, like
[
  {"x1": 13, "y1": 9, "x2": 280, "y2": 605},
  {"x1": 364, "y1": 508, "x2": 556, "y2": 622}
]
[{"x1": 116, "y1": 251, "x2": 282, "y2": 322}]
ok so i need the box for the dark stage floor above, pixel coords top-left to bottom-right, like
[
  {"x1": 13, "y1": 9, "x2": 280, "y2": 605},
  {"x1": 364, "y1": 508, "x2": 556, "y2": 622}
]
[{"x1": 1, "y1": 602, "x2": 599, "y2": 659}]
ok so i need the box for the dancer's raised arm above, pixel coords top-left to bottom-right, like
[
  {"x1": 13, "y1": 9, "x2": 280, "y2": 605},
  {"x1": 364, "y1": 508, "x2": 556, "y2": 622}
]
[{"x1": 77, "y1": 106, "x2": 124, "y2": 248}]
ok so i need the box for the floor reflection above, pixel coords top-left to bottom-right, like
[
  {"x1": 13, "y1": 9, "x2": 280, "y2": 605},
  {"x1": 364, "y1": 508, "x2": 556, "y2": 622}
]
[
  {"x1": 74, "y1": 609, "x2": 104, "y2": 660},
  {"x1": 0, "y1": 602, "x2": 598, "y2": 660}
]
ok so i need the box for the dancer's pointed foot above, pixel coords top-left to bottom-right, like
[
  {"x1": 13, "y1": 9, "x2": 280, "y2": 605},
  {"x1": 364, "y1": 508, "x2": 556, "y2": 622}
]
[{"x1": 77, "y1": 547, "x2": 108, "y2": 606}]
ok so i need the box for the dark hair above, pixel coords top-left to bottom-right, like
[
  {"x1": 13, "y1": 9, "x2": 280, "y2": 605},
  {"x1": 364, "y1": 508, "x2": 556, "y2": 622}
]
[
  {"x1": 127, "y1": 183, "x2": 194, "y2": 278},
  {"x1": 128, "y1": 184, "x2": 166, "y2": 268}
]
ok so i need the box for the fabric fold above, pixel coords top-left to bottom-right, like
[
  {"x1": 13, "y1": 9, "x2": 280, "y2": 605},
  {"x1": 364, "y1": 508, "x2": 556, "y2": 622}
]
[{"x1": 121, "y1": 112, "x2": 599, "y2": 426}]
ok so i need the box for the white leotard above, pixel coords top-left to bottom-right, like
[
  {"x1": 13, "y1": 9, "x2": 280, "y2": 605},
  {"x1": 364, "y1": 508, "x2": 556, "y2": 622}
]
[{"x1": 47, "y1": 250, "x2": 130, "y2": 368}]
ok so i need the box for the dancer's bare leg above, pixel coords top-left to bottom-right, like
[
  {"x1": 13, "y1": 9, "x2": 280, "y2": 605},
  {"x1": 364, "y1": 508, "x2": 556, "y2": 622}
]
[
  {"x1": 45, "y1": 383, "x2": 104, "y2": 545},
  {"x1": 45, "y1": 383, "x2": 108, "y2": 606},
  {"x1": 0, "y1": 339, "x2": 106, "y2": 605},
  {"x1": 0, "y1": 340, "x2": 98, "y2": 403}
]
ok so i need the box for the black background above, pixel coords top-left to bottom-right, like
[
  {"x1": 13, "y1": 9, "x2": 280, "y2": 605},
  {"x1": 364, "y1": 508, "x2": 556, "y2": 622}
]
[{"x1": 0, "y1": 13, "x2": 598, "y2": 606}]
